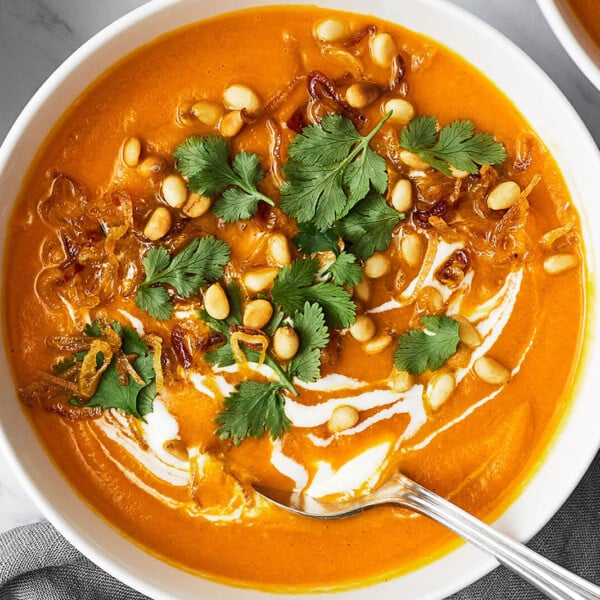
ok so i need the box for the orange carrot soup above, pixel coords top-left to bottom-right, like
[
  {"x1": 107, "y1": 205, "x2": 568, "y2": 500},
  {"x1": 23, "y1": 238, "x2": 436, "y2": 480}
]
[
  {"x1": 566, "y1": 0, "x2": 600, "y2": 48},
  {"x1": 3, "y1": 6, "x2": 585, "y2": 591}
]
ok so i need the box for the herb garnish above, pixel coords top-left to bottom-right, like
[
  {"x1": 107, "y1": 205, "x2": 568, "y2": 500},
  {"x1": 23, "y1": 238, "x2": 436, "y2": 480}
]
[
  {"x1": 394, "y1": 315, "x2": 460, "y2": 375},
  {"x1": 280, "y1": 112, "x2": 391, "y2": 229},
  {"x1": 203, "y1": 282, "x2": 329, "y2": 445},
  {"x1": 135, "y1": 236, "x2": 230, "y2": 320},
  {"x1": 400, "y1": 116, "x2": 507, "y2": 176},
  {"x1": 173, "y1": 136, "x2": 273, "y2": 221}
]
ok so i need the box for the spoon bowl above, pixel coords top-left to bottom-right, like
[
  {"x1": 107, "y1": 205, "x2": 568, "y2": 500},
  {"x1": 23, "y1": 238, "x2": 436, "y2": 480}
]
[{"x1": 254, "y1": 473, "x2": 600, "y2": 600}]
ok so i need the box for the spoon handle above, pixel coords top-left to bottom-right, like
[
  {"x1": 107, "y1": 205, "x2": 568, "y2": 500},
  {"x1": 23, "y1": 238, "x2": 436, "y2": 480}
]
[{"x1": 397, "y1": 478, "x2": 600, "y2": 600}]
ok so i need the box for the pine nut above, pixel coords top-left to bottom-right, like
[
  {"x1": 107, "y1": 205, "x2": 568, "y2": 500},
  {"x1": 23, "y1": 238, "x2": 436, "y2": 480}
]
[
  {"x1": 353, "y1": 280, "x2": 371, "y2": 302},
  {"x1": 138, "y1": 156, "x2": 166, "y2": 178},
  {"x1": 223, "y1": 84, "x2": 261, "y2": 115},
  {"x1": 328, "y1": 405, "x2": 359, "y2": 433},
  {"x1": 401, "y1": 233, "x2": 423, "y2": 267},
  {"x1": 473, "y1": 356, "x2": 510, "y2": 385},
  {"x1": 384, "y1": 99, "x2": 415, "y2": 125},
  {"x1": 346, "y1": 83, "x2": 380, "y2": 109},
  {"x1": 363, "y1": 252, "x2": 391, "y2": 279},
  {"x1": 161, "y1": 174, "x2": 188, "y2": 208},
  {"x1": 487, "y1": 181, "x2": 521, "y2": 210},
  {"x1": 317, "y1": 250, "x2": 337, "y2": 271},
  {"x1": 143, "y1": 206, "x2": 172, "y2": 241},
  {"x1": 427, "y1": 372, "x2": 455, "y2": 411},
  {"x1": 369, "y1": 32, "x2": 396, "y2": 67},
  {"x1": 190, "y1": 100, "x2": 224, "y2": 126},
  {"x1": 419, "y1": 286, "x2": 444, "y2": 313},
  {"x1": 183, "y1": 192, "x2": 211, "y2": 218},
  {"x1": 390, "y1": 369, "x2": 413, "y2": 393},
  {"x1": 364, "y1": 333, "x2": 392, "y2": 355},
  {"x1": 450, "y1": 165, "x2": 470, "y2": 179},
  {"x1": 273, "y1": 326, "x2": 300, "y2": 360},
  {"x1": 204, "y1": 283, "x2": 230, "y2": 320},
  {"x1": 122, "y1": 136, "x2": 142, "y2": 167},
  {"x1": 243, "y1": 267, "x2": 279, "y2": 292},
  {"x1": 243, "y1": 299, "x2": 273, "y2": 329},
  {"x1": 314, "y1": 18, "x2": 349, "y2": 43},
  {"x1": 268, "y1": 233, "x2": 291, "y2": 266},
  {"x1": 390, "y1": 178, "x2": 413, "y2": 213},
  {"x1": 452, "y1": 314, "x2": 482, "y2": 348},
  {"x1": 400, "y1": 150, "x2": 430, "y2": 171},
  {"x1": 163, "y1": 439, "x2": 188, "y2": 462},
  {"x1": 543, "y1": 253, "x2": 578, "y2": 275},
  {"x1": 219, "y1": 110, "x2": 244, "y2": 138},
  {"x1": 349, "y1": 314, "x2": 376, "y2": 342}
]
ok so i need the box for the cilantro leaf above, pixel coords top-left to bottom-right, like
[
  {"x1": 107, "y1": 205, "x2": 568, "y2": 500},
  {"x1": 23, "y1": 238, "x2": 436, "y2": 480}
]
[
  {"x1": 173, "y1": 136, "x2": 273, "y2": 222},
  {"x1": 271, "y1": 258, "x2": 356, "y2": 328},
  {"x1": 214, "y1": 381, "x2": 290, "y2": 446},
  {"x1": 400, "y1": 116, "x2": 507, "y2": 176},
  {"x1": 135, "y1": 236, "x2": 230, "y2": 320},
  {"x1": 326, "y1": 252, "x2": 363, "y2": 286},
  {"x1": 52, "y1": 358, "x2": 76, "y2": 374},
  {"x1": 394, "y1": 315, "x2": 460, "y2": 375},
  {"x1": 288, "y1": 302, "x2": 329, "y2": 382},
  {"x1": 84, "y1": 321, "x2": 103, "y2": 337},
  {"x1": 338, "y1": 194, "x2": 403, "y2": 260},
  {"x1": 293, "y1": 222, "x2": 340, "y2": 256},
  {"x1": 280, "y1": 112, "x2": 391, "y2": 229}
]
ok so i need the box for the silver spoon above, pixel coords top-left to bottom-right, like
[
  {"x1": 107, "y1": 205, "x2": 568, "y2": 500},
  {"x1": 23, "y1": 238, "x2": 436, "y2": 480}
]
[{"x1": 254, "y1": 472, "x2": 600, "y2": 600}]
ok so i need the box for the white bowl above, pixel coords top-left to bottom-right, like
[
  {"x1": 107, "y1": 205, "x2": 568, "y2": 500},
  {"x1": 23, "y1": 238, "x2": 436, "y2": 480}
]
[
  {"x1": 537, "y1": 0, "x2": 600, "y2": 90},
  {"x1": 0, "y1": 1, "x2": 599, "y2": 599}
]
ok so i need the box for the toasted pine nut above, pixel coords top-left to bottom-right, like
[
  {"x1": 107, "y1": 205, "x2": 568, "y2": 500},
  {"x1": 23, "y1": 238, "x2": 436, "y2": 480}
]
[
  {"x1": 346, "y1": 83, "x2": 380, "y2": 109},
  {"x1": 268, "y1": 233, "x2": 291, "y2": 266},
  {"x1": 204, "y1": 283, "x2": 230, "y2": 320},
  {"x1": 138, "y1": 156, "x2": 166, "y2": 178},
  {"x1": 349, "y1": 314, "x2": 376, "y2": 342},
  {"x1": 384, "y1": 98, "x2": 415, "y2": 125},
  {"x1": 543, "y1": 253, "x2": 578, "y2": 275},
  {"x1": 243, "y1": 299, "x2": 273, "y2": 329},
  {"x1": 369, "y1": 32, "x2": 396, "y2": 67},
  {"x1": 273, "y1": 326, "x2": 300, "y2": 360},
  {"x1": 143, "y1": 206, "x2": 172, "y2": 241},
  {"x1": 417, "y1": 286, "x2": 444, "y2": 313},
  {"x1": 243, "y1": 267, "x2": 279, "y2": 292},
  {"x1": 452, "y1": 314, "x2": 482, "y2": 348},
  {"x1": 183, "y1": 192, "x2": 211, "y2": 218},
  {"x1": 364, "y1": 333, "x2": 392, "y2": 355},
  {"x1": 353, "y1": 280, "x2": 371, "y2": 302},
  {"x1": 427, "y1": 372, "x2": 455, "y2": 411},
  {"x1": 223, "y1": 84, "x2": 261, "y2": 115},
  {"x1": 390, "y1": 369, "x2": 413, "y2": 393},
  {"x1": 401, "y1": 233, "x2": 423, "y2": 267},
  {"x1": 363, "y1": 252, "x2": 391, "y2": 279},
  {"x1": 390, "y1": 179, "x2": 413, "y2": 213},
  {"x1": 161, "y1": 174, "x2": 188, "y2": 208},
  {"x1": 328, "y1": 405, "x2": 359, "y2": 433},
  {"x1": 487, "y1": 181, "x2": 521, "y2": 210},
  {"x1": 317, "y1": 250, "x2": 337, "y2": 271},
  {"x1": 450, "y1": 165, "x2": 470, "y2": 179},
  {"x1": 219, "y1": 110, "x2": 244, "y2": 138},
  {"x1": 474, "y1": 357, "x2": 511, "y2": 385},
  {"x1": 163, "y1": 439, "x2": 188, "y2": 462},
  {"x1": 122, "y1": 136, "x2": 142, "y2": 167},
  {"x1": 314, "y1": 18, "x2": 349, "y2": 43},
  {"x1": 400, "y1": 150, "x2": 430, "y2": 171},
  {"x1": 190, "y1": 100, "x2": 224, "y2": 126}
]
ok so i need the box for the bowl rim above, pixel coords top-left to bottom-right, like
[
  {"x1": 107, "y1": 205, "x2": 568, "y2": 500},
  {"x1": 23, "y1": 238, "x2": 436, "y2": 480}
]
[
  {"x1": 536, "y1": 0, "x2": 600, "y2": 90},
  {"x1": 0, "y1": 1, "x2": 599, "y2": 599}
]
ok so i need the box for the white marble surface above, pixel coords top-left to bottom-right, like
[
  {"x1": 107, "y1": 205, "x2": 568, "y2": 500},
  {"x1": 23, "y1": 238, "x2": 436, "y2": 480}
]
[{"x1": 0, "y1": 0, "x2": 598, "y2": 536}]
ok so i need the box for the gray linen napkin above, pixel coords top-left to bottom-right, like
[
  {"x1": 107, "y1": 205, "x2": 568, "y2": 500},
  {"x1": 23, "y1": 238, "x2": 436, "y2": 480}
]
[{"x1": 1, "y1": 452, "x2": 599, "y2": 599}]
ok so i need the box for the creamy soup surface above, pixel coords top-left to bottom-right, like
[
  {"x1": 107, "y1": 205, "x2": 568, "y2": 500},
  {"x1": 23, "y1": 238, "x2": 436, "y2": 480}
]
[
  {"x1": 4, "y1": 6, "x2": 585, "y2": 591},
  {"x1": 567, "y1": 0, "x2": 600, "y2": 48}
]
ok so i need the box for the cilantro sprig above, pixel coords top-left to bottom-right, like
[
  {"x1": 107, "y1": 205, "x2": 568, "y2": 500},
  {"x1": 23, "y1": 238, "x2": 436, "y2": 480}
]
[
  {"x1": 62, "y1": 321, "x2": 157, "y2": 419},
  {"x1": 400, "y1": 116, "x2": 507, "y2": 176},
  {"x1": 174, "y1": 136, "x2": 273, "y2": 222},
  {"x1": 135, "y1": 236, "x2": 230, "y2": 320},
  {"x1": 280, "y1": 112, "x2": 391, "y2": 229},
  {"x1": 394, "y1": 315, "x2": 460, "y2": 375}
]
